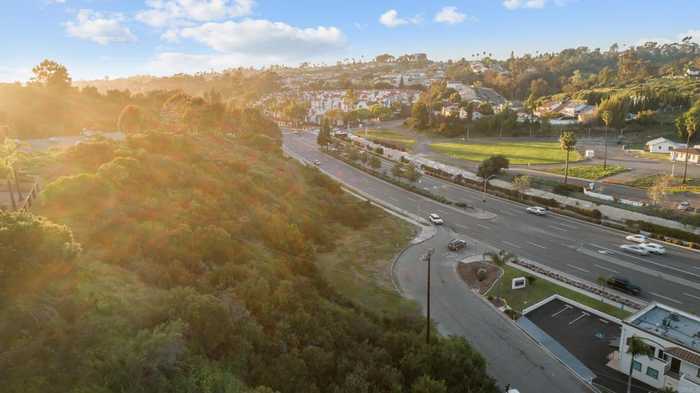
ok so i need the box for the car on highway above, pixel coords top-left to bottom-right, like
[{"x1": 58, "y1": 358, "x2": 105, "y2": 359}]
[
  {"x1": 313, "y1": 160, "x2": 321, "y2": 166},
  {"x1": 606, "y1": 276, "x2": 641, "y2": 296},
  {"x1": 639, "y1": 242, "x2": 666, "y2": 255},
  {"x1": 619, "y1": 244, "x2": 650, "y2": 256},
  {"x1": 526, "y1": 206, "x2": 547, "y2": 216},
  {"x1": 447, "y1": 239, "x2": 467, "y2": 251},
  {"x1": 625, "y1": 234, "x2": 648, "y2": 243},
  {"x1": 428, "y1": 214, "x2": 444, "y2": 225}
]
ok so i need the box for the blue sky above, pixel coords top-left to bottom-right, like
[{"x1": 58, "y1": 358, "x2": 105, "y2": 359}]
[{"x1": 2, "y1": 0, "x2": 699, "y2": 82}]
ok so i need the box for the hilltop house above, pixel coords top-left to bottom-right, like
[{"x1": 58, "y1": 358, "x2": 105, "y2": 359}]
[
  {"x1": 645, "y1": 137, "x2": 685, "y2": 153},
  {"x1": 614, "y1": 303, "x2": 700, "y2": 393}
]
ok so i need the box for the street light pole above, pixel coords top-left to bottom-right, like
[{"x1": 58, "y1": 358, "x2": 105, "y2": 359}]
[{"x1": 423, "y1": 248, "x2": 434, "y2": 345}]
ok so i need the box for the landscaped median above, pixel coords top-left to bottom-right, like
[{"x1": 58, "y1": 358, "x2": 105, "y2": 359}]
[{"x1": 543, "y1": 165, "x2": 627, "y2": 180}]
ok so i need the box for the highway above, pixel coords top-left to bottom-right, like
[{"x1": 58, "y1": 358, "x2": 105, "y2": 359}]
[{"x1": 283, "y1": 131, "x2": 700, "y2": 314}]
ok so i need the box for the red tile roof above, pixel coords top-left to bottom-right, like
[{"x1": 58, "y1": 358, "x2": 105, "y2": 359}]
[{"x1": 666, "y1": 347, "x2": 700, "y2": 367}]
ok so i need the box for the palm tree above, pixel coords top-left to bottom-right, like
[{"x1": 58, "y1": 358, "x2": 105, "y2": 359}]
[
  {"x1": 483, "y1": 250, "x2": 517, "y2": 299},
  {"x1": 680, "y1": 105, "x2": 699, "y2": 185},
  {"x1": 559, "y1": 131, "x2": 577, "y2": 184},
  {"x1": 596, "y1": 275, "x2": 607, "y2": 301},
  {"x1": 600, "y1": 110, "x2": 612, "y2": 170},
  {"x1": 626, "y1": 336, "x2": 654, "y2": 393}
]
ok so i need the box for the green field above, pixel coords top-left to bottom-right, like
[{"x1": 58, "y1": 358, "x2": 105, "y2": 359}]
[
  {"x1": 489, "y1": 265, "x2": 632, "y2": 320},
  {"x1": 430, "y1": 141, "x2": 583, "y2": 165},
  {"x1": 626, "y1": 174, "x2": 700, "y2": 194},
  {"x1": 545, "y1": 165, "x2": 627, "y2": 180},
  {"x1": 361, "y1": 129, "x2": 416, "y2": 149}
]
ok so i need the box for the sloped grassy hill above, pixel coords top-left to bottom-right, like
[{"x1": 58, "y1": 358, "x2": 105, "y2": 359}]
[{"x1": 0, "y1": 132, "x2": 498, "y2": 393}]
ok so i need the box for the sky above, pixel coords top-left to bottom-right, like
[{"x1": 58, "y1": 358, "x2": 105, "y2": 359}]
[{"x1": 1, "y1": 0, "x2": 699, "y2": 82}]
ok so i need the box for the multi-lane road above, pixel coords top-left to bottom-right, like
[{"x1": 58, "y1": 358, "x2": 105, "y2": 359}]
[{"x1": 284, "y1": 131, "x2": 700, "y2": 314}]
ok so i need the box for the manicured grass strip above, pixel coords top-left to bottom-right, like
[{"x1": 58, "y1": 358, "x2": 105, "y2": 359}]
[
  {"x1": 626, "y1": 174, "x2": 700, "y2": 193},
  {"x1": 362, "y1": 130, "x2": 416, "y2": 148},
  {"x1": 488, "y1": 265, "x2": 632, "y2": 320},
  {"x1": 430, "y1": 141, "x2": 583, "y2": 165},
  {"x1": 544, "y1": 165, "x2": 627, "y2": 180}
]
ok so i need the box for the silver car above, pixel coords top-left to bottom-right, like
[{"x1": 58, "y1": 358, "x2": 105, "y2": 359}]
[
  {"x1": 639, "y1": 242, "x2": 666, "y2": 255},
  {"x1": 619, "y1": 244, "x2": 649, "y2": 256}
]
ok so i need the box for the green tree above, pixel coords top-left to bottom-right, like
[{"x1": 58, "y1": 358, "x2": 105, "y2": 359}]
[
  {"x1": 559, "y1": 131, "x2": 578, "y2": 184},
  {"x1": 369, "y1": 155, "x2": 381, "y2": 170},
  {"x1": 477, "y1": 155, "x2": 509, "y2": 180},
  {"x1": 317, "y1": 118, "x2": 332, "y2": 146},
  {"x1": 405, "y1": 164, "x2": 422, "y2": 182},
  {"x1": 678, "y1": 103, "x2": 700, "y2": 184},
  {"x1": 625, "y1": 337, "x2": 654, "y2": 393},
  {"x1": 117, "y1": 105, "x2": 144, "y2": 134},
  {"x1": 599, "y1": 96, "x2": 629, "y2": 169},
  {"x1": 411, "y1": 102, "x2": 430, "y2": 129},
  {"x1": 511, "y1": 175, "x2": 531, "y2": 200},
  {"x1": 647, "y1": 175, "x2": 671, "y2": 206},
  {"x1": 31, "y1": 59, "x2": 72, "y2": 92},
  {"x1": 483, "y1": 250, "x2": 516, "y2": 299}
]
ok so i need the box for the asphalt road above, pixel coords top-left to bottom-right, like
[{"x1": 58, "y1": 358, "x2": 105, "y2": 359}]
[{"x1": 283, "y1": 131, "x2": 700, "y2": 314}]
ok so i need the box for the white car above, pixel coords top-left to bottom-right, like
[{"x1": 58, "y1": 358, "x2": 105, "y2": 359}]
[
  {"x1": 313, "y1": 160, "x2": 321, "y2": 166},
  {"x1": 620, "y1": 244, "x2": 650, "y2": 256},
  {"x1": 639, "y1": 242, "x2": 666, "y2": 255},
  {"x1": 625, "y1": 234, "x2": 648, "y2": 243},
  {"x1": 428, "y1": 214, "x2": 444, "y2": 225},
  {"x1": 526, "y1": 206, "x2": 547, "y2": 216}
]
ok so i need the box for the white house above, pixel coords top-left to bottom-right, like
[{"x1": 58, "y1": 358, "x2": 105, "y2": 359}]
[
  {"x1": 671, "y1": 148, "x2": 700, "y2": 164},
  {"x1": 646, "y1": 137, "x2": 685, "y2": 153},
  {"x1": 688, "y1": 68, "x2": 700, "y2": 78},
  {"x1": 615, "y1": 303, "x2": 700, "y2": 393}
]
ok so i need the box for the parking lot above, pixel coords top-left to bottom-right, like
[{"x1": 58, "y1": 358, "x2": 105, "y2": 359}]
[{"x1": 525, "y1": 298, "x2": 655, "y2": 393}]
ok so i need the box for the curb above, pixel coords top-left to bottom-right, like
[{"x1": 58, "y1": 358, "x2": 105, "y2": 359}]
[{"x1": 390, "y1": 225, "x2": 440, "y2": 295}]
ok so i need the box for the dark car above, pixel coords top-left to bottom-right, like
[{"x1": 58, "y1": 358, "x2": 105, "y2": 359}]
[
  {"x1": 606, "y1": 277, "x2": 641, "y2": 296},
  {"x1": 448, "y1": 239, "x2": 468, "y2": 251}
]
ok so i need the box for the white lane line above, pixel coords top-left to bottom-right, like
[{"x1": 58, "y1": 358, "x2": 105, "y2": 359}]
[
  {"x1": 595, "y1": 264, "x2": 619, "y2": 274},
  {"x1": 476, "y1": 223, "x2": 492, "y2": 230},
  {"x1": 555, "y1": 222, "x2": 579, "y2": 229},
  {"x1": 567, "y1": 264, "x2": 590, "y2": 273},
  {"x1": 588, "y1": 244, "x2": 700, "y2": 280},
  {"x1": 548, "y1": 225, "x2": 569, "y2": 232},
  {"x1": 684, "y1": 292, "x2": 700, "y2": 301},
  {"x1": 527, "y1": 241, "x2": 547, "y2": 249},
  {"x1": 569, "y1": 312, "x2": 589, "y2": 325},
  {"x1": 650, "y1": 292, "x2": 683, "y2": 305},
  {"x1": 502, "y1": 240, "x2": 522, "y2": 249},
  {"x1": 454, "y1": 223, "x2": 469, "y2": 231},
  {"x1": 551, "y1": 305, "x2": 572, "y2": 318}
]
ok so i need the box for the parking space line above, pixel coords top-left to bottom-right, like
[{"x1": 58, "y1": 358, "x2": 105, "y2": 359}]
[
  {"x1": 569, "y1": 312, "x2": 589, "y2": 325},
  {"x1": 551, "y1": 305, "x2": 572, "y2": 318},
  {"x1": 684, "y1": 292, "x2": 700, "y2": 301},
  {"x1": 650, "y1": 292, "x2": 683, "y2": 305},
  {"x1": 502, "y1": 240, "x2": 521, "y2": 249},
  {"x1": 594, "y1": 264, "x2": 619, "y2": 274},
  {"x1": 527, "y1": 241, "x2": 547, "y2": 249},
  {"x1": 567, "y1": 264, "x2": 590, "y2": 273}
]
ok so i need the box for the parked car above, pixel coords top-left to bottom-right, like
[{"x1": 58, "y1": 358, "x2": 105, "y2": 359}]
[
  {"x1": 526, "y1": 206, "x2": 547, "y2": 216},
  {"x1": 448, "y1": 239, "x2": 467, "y2": 251},
  {"x1": 606, "y1": 277, "x2": 641, "y2": 296},
  {"x1": 428, "y1": 214, "x2": 444, "y2": 225},
  {"x1": 619, "y1": 244, "x2": 650, "y2": 256},
  {"x1": 625, "y1": 234, "x2": 648, "y2": 243},
  {"x1": 639, "y1": 242, "x2": 666, "y2": 255}
]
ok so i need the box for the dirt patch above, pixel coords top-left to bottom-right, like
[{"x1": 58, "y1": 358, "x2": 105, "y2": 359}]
[{"x1": 457, "y1": 261, "x2": 500, "y2": 295}]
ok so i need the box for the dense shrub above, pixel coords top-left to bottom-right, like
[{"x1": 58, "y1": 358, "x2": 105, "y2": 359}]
[{"x1": 552, "y1": 183, "x2": 583, "y2": 196}]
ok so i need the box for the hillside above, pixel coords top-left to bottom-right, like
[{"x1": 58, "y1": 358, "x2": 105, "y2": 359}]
[{"x1": 0, "y1": 131, "x2": 499, "y2": 393}]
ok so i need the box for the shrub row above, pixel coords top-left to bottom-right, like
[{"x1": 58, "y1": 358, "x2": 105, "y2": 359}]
[{"x1": 627, "y1": 220, "x2": 700, "y2": 250}]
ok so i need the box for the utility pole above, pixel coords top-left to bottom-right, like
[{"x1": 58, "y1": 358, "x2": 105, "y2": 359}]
[
  {"x1": 603, "y1": 127, "x2": 609, "y2": 170},
  {"x1": 423, "y1": 248, "x2": 435, "y2": 345}
]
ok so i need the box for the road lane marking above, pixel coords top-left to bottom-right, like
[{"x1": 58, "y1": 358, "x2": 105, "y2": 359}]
[
  {"x1": 555, "y1": 222, "x2": 578, "y2": 229},
  {"x1": 476, "y1": 223, "x2": 492, "y2": 230},
  {"x1": 567, "y1": 264, "x2": 590, "y2": 273},
  {"x1": 595, "y1": 264, "x2": 619, "y2": 274},
  {"x1": 548, "y1": 225, "x2": 569, "y2": 232},
  {"x1": 650, "y1": 292, "x2": 682, "y2": 305},
  {"x1": 587, "y1": 244, "x2": 700, "y2": 280},
  {"x1": 502, "y1": 240, "x2": 521, "y2": 249},
  {"x1": 684, "y1": 292, "x2": 700, "y2": 301},
  {"x1": 527, "y1": 241, "x2": 547, "y2": 249}
]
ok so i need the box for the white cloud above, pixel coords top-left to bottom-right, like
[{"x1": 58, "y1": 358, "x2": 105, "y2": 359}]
[
  {"x1": 379, "y1": 9, "x2": 422, "y2": 28},
  {"x1": 136, "y1": 0, "x2": 255, "y2": 28},
  {"x1": 65, "y1": 9, "x2": 136, "y2": 45},
  {"x1": 148, "y1": 51, "x2": 288, "y2": 75},
  {"x1": 178, "y1": 19, "x2": 346, "y2": 58},
  {"x1": 503, "y1": 0, "x2": 574, "y2": 9},
  {"x1": 434, "y1": 6, "x2": 475, "y2": 25},
  {"x1": 679, "y1": 29, "x2": 700, "y2": 44}
]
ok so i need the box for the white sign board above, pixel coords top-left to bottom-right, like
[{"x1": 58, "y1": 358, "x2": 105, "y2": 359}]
[
  {"x1": 512, "y1": 277, "x2": 527, "y2": 290},
  {"x1": 585, "y1": 150, "x2": 595, "y2": 158}
]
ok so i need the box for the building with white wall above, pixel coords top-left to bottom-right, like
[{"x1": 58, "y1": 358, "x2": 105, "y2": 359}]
[{"x1": 617, "y1": 303, "x2": 700, "y2": 393}]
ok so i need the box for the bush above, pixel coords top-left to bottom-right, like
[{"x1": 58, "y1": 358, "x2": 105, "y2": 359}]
[
  {"x1": 476, "y1": 268, "x2": 487, "y2": 282},
  {"x1": 627, "y1": 220, "x2": 700, "y2": 244},
  {"x1": 552, "y1": 183, "x2": 583, "y2": 196}
]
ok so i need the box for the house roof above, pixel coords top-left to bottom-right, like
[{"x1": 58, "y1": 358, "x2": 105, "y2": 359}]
[
  {"x1": 675, "y1": 148, "x2": 700, "y2": 155},
  {"x1": 666, "y1": 347, "x2": 700, "y2": 367},
  {"x1": 646, "y1": 137, "x2": 674, "y2": 146}
]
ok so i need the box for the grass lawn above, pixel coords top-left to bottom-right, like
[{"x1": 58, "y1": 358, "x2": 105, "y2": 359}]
[
  {"x1": 430, "y1": 141, "x2": 583, "y2": 165},
  {"x1": 361, "y1": 129, "x2": 416, "y2": 149},
  {"x1": 315, "y1": 211, "x2": 419, "y2": 317},
  {"x1": 629, "y1": 151, "x2": 671, "y2": 161},
  {"x1": 488, "y1": 265, "x2": 632, "y2": 320},
  {"x1": 625, "y1": 174, "x2": 700, "y2": 193},
  {"x1": 544, "y1": 165, "x2": 627, "y2": 180}
]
